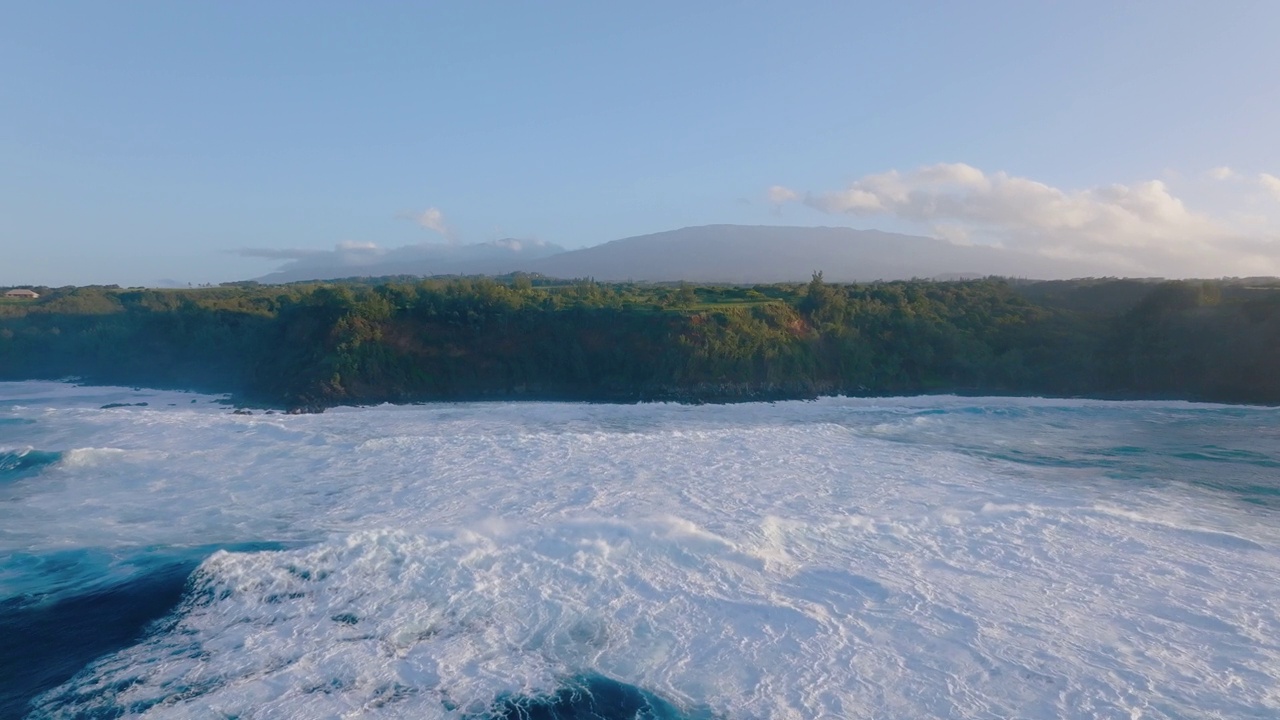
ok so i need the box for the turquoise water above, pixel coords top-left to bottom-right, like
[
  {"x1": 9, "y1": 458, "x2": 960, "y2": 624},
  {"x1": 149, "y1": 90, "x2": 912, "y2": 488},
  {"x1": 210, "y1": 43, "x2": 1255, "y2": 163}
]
[{"x1": 0, "y1": 450, "x2": 61, "y2": 482}]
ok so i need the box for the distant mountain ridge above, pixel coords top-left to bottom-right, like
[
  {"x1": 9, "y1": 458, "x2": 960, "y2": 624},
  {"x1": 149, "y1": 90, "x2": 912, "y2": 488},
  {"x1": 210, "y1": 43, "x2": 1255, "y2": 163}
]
[
  {"x1": 523, "y1": 225, "x2": 1106, "y2": 282},
  {"x1": 254, "y1": 225, "x2": 1108, "y2": 284},
  {"x1": 256, "y1": 238, "x2": 565, "y2": 284}
]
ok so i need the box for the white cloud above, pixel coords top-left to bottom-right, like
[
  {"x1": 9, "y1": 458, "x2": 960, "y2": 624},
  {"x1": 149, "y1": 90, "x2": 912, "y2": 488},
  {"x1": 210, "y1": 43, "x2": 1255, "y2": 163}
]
[
  {"x1": 767, "y1": 185, "x2": 799, "y2": 205},
  {"x1": 810, "y1": 187, "x2": 884, "y2": 213},
  {"x1": 776, "y1": 163, "x2": 1280, "y2": 277},
  {"x1": 336, "y1": 241, "x2": 380, "y2": 252},
  {"x1": 409, "y1": 207, "x2": 454, "y2": 241},
  {"x1": 245, "y1": 237, "x2": 566, "y2": 282},
  {"x1": 235, "y1": 247, "x2": 327, "y2": 260},
  {"x1": 932, "y1": 223, "x2": 973, "y2": 246},
  {"x1": 1260, "y1": 173, "x2": 1280, "y2": 201},
  {"x1": 1209, "y1": 166, "x2": 1235, "y2": 181},
  {"x1": 236, "y1": 242, "x2": 386, "y2": 267}
]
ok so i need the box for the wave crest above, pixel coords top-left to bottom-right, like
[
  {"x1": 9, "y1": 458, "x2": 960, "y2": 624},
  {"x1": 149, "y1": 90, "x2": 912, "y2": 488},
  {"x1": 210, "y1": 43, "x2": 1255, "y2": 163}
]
[{"x1": 29, "y1": 523, "x2": 764, "y2": 718}]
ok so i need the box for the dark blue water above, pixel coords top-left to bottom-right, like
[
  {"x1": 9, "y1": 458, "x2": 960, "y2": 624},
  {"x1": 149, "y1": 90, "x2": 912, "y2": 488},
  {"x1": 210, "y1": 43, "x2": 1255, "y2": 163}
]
[
  {"x1": 477, "y1": 675, "x2": 694, "y2": 720},
  {"x1": 1, "y1": 544, "x2": 289, "y2": 720},
  {"x1": 0, "y1": 563, "x2": 193, "y2": 719}
]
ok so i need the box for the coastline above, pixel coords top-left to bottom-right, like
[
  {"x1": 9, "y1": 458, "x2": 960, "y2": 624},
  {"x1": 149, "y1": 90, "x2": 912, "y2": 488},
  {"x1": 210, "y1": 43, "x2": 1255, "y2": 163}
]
[
  {"x1": 5, "y1": 278, "x2": 1279, "y2": 412},
  {"x1": 4, "y1": 377, "x2": 1273, "y2": 414}
]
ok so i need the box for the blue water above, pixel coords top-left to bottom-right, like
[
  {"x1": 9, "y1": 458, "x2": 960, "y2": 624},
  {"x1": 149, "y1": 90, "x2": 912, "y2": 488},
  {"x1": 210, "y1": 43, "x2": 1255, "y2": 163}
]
[
  {"x1": 0, "y1": 543, "x2": 290, "y2": 720},
  {"x1": 2, "y1": 383, "x2": 1279, "y2": 719},
  {"x1": 0, "y1": 450, "x2": 61, "y2": 483},
  {"x1": 0, "y1": 561, "x2": 195, "y2": 719},
  {"x1": 865, "y1": 404, "x2": 1280, "y2": 506},
  {"x1": 477, "y1": 674, "x2": 693, "y2": 720}
]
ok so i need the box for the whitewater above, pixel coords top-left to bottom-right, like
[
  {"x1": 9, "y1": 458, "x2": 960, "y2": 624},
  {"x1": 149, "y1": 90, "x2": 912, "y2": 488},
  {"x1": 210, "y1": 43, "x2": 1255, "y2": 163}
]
[{"x1": 2, "y1": 381, "x2": 1279, "y2": 719}]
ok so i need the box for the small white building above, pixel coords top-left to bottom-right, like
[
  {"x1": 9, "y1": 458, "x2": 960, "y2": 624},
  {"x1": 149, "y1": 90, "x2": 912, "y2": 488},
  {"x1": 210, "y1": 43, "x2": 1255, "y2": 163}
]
[{"x1": 4, "y1": 289, "x2": 39, "y2": 299}]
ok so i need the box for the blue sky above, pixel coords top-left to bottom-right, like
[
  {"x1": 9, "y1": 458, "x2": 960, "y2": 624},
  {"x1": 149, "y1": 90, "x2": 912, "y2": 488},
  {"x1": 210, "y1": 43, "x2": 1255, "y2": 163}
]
[{"x1": 3, "y1": 1, "x2": 1279, "y2": 285}]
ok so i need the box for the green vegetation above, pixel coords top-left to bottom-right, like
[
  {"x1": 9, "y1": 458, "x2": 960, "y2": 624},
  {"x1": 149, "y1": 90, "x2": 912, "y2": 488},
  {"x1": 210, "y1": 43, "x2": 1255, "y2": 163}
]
[{"x1": 2, "y1": 275, "x2": 1279, "y2": 409}]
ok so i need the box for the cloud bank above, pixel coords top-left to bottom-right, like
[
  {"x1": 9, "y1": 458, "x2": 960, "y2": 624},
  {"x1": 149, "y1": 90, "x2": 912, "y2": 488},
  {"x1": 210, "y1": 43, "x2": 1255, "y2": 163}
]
[
  {"x1": 773, "y1": 163, "x2": 1280, "y2": 277},
  {"x1": 236, "y1": 237, "x2": 566, "y2": 283}
]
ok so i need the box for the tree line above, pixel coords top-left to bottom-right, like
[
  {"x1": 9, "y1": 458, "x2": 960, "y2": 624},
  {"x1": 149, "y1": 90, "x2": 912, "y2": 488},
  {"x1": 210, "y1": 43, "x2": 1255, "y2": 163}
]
[{"x1": 2, "y1": 275, "x2": 1278, "y2": 408}]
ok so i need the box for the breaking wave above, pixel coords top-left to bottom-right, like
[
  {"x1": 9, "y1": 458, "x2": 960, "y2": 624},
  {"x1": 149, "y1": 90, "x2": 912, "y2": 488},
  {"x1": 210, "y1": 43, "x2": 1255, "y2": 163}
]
[
  {"x1": 27, "y1": 525, "x2": 731, "y2": 718},
  {"x1": 3, "y1": 381, "x2": 1280, "y2": 718},
  {"x1": 0, "y1": 449, "x2": 61, "y2": 481}
]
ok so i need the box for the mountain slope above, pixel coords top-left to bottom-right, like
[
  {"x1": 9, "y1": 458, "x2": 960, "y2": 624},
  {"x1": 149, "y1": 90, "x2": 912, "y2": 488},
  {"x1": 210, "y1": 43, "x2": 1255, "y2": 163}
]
[
  {"x1": 523, "y1": 225, "x2": 1105, "y2": 282},
  {"x1": 252, "y1": 225, "x2": 1107, "y2": 284}
]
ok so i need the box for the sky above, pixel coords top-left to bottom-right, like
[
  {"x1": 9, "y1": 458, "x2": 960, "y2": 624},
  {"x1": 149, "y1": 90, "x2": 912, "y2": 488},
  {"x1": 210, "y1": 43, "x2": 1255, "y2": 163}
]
[{"x1": 2, "y1": 1, "x2": 1279, "y2": 286}]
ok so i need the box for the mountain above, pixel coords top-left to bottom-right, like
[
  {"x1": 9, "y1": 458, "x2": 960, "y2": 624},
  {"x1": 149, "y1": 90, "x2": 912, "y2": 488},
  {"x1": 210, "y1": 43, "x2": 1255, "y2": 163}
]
[
  {"x1": 522, "y1": 225, "x2": 1106, "y2": 282},
  {"x1": 253, "y1": 225, "x2": 1108, "y2": 284},
  {"x1": 254, "y1": 238, "x2": 565, "y2": 284}
]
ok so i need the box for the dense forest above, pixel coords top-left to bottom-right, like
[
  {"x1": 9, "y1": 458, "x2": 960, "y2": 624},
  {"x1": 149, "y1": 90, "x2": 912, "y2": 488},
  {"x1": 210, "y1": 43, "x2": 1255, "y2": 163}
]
[{"x1": 2, "y1": 274, "x2": 1279, "y2": 409}]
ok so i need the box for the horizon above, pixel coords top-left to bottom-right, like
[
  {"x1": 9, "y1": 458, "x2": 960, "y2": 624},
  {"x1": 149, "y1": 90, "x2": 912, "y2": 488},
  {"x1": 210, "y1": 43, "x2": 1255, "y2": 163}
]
[
  {"x1": 8, "y1": 221, "x2": 1280, "y2": 289},
  {"x1": 4, "y1": 3, "x2": 1279, "y2": 286},
  {"x1": 8, "y1": 220, "x2": 1280, "y2": 289}
]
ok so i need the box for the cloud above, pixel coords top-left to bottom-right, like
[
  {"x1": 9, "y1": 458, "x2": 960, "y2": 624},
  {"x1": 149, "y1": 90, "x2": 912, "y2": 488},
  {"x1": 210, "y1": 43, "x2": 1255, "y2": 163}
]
[
  {"x1": 1260, "y1": 173, "x2": 1280, "y2": 201},
  {"x1": 767, "y1": 185, "x2": 799, "y2": 205},
  {"x1": 236, "y1": 242, "x2": 386, "y2": 266},
  {"x1": 234, "y1": 247, "x2": 327, "y2": 260},
  {"x1": 408, "y1": 207, "x2": 454, "y2": 241},
  {"x1": 248, "y1": 237, "x2": 566, "y2": 282},
  {"x1": 1209, "y1": 166, "x2": 1235, "y2": 181},
  {"x1": 776, "y1": 163, "x2": 1280, "y2": 276},
  {"x1": 932, "y1": 223, "x2": 972, "y2": 246},
  {"x1": 488, "y1": 237, "x2": 559, "y2": 253}
]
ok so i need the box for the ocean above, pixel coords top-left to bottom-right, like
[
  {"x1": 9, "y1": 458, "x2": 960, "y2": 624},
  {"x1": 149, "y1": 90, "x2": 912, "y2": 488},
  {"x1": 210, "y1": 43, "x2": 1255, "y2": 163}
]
[{"x1": 1, "y1": 381, "x2": 1278, "y2": 719}]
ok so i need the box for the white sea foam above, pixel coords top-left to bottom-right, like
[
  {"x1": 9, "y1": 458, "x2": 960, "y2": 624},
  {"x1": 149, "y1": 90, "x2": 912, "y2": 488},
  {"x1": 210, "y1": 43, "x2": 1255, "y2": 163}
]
[{"x1": 3, "y1": 381, "x2": 1280, "y2": 718}]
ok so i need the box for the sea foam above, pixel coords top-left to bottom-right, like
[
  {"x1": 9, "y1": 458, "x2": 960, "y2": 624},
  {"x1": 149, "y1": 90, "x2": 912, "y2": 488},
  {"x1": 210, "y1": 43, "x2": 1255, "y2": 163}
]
[{"x1": 2, "y1": 381, "x2": 1279, "y2": 718}]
